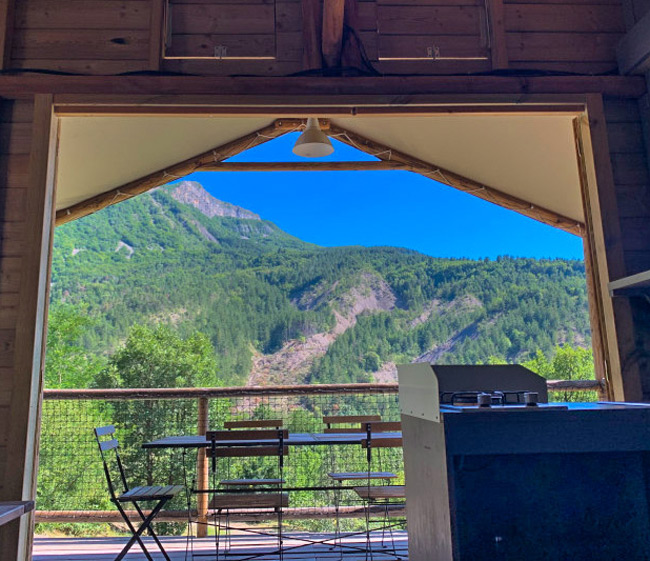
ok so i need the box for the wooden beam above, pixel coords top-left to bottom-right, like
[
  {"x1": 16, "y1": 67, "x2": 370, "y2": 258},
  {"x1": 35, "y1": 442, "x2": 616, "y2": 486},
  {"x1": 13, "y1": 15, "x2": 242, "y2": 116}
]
[
  {"x1": 322, "y1": 0, "x2": 345, "y2": 68},
  {"x1": 0, "y1": 76, "x2": 643, "y2": 99},
  {"x1": 199, "y1": 161, "x2": 407, "y2": 172},
  {"x1": 301, "y1": 0, "x2": 323, "y2": 71},
  {"x1": 581, "y1": 234, "x2": 609, "y2": 398},
  {"x1": 341, "y1": 0, "x2": 365, "y2": 70},
  {"x1": 573, "y1": 96, "x2": 637, "y2": 402},
  {"x1": 328, "y1": 124, "x2": 585, "y2": 236},
  {"x1": 486, "y1": 0, "x2": 509, "y2": 70},
  {"x1": 54, "y1": 120, "x2": 303, "y2": 225},
  {"x1": 1, "y1": 94, "x2": 57, "y2": 561},
  {"x1": 52, "y1": 104, "x2": 586, "y2": 117},
  {"x1": 149, "y1": 0, "x2": 166, "y2": 71},
  {"x1": 0, "y1": 0, "x2": 15, "y2": 69}
]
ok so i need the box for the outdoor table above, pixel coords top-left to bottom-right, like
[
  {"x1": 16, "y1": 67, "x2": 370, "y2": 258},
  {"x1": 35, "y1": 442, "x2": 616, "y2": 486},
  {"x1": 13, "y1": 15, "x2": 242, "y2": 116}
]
[
  {"x1": 0, "y1": 501, "x2": 34, "y2": 527},
  {"x1": 142, "y1": 432, "x2": 403, "y2": 557},
  {"x1": 142, "y1": 432, "x2": 402, "y2": 450}
]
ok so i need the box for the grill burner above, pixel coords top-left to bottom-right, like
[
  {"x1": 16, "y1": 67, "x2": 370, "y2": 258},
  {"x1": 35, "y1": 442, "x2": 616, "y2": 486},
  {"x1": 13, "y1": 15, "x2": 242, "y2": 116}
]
[{"x1": 440, "y1": 390, "x2": 537, "y2": 406}]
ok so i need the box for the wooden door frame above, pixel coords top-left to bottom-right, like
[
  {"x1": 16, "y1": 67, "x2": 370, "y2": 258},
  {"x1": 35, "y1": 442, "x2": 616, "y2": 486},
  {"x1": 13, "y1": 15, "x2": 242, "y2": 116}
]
[
  {"x1": 48, "y1": 93, "x2": 616, "y2": 391},
  {"x1": 9, "y1": 92, "x2": 629, "y2": 557},
  {"x1": 1, "y1": 94, "x2": 59, "y2": 561}
]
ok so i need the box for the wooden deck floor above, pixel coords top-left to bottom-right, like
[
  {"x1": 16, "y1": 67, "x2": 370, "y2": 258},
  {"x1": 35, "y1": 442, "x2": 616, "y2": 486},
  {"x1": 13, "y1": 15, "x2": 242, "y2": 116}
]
[{"x1": 33, "y1": 531, "x2": 408, "y2": 560}]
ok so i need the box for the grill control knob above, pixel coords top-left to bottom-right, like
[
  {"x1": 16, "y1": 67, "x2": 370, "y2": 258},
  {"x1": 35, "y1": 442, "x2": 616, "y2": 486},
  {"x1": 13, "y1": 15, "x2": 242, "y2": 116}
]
[
  {"x1": 524, "y1": 392, "x2": 539, "y2": 406},
  {"x1": 477, "y1": 393, "x2": 492, "y2": 407}
]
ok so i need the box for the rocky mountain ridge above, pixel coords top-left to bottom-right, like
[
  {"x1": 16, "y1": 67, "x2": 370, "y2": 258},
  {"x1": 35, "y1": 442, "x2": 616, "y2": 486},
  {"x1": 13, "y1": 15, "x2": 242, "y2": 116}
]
[{"x1": 170, "y1": 180, "x2": 260, "y2": 220}]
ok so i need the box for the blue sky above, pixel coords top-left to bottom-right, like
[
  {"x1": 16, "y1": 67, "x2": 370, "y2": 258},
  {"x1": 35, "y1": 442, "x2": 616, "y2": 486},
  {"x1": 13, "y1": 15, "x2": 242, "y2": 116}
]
[{"x1": 184, "y1": 133, "x2": 583, "y2": 260}]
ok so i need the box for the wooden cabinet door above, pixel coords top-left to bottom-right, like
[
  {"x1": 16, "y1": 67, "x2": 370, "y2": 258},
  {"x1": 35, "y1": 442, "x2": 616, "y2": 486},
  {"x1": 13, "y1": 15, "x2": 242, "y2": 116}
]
[
  {"x1": 365, "y1": 0, "x2": 490, "y2": 63},
  {"x1": 165, "y1": 0, "x2": 277, "y2": 59}
]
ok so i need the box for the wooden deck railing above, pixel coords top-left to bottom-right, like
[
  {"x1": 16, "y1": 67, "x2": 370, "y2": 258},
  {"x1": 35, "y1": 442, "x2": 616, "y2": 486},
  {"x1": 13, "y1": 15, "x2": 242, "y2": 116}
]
[
  {"x1": 42, "y1": 379, "x2": 606, "y2": 401},
  {"x1": 36, "y1": 379, "x2": 606, "y2": 529}
]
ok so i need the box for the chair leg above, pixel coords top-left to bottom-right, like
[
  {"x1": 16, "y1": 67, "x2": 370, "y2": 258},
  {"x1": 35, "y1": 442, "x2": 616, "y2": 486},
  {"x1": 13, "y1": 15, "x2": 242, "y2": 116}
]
[
  {"x1": 115, "y1": 499, "x2": 169, "y2": 561},
  {"x1": 113, "y1": 501, "x2": 154, "y2": 561},
  {"x1": 215, "y1": 508, "x2": 221, "y2": 561},
  {"x1": 133, "y1": 500, "x2": 170, "y2": 559},
  {"x1": 334, "y1": 482, "x2": 343, "y2": 559}
]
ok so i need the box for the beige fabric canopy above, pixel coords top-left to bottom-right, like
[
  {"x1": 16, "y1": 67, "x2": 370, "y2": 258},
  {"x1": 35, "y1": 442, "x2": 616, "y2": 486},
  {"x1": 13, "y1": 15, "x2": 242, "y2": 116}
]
[{"x1": 55, "y1": 113, "x2": 584, "y2": 224}]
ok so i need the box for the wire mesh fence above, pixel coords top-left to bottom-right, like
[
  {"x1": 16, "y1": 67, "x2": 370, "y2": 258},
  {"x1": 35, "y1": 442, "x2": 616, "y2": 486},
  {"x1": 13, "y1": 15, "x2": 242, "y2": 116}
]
[
  {"x1": 37, "y1": 385, "x2": 402, "y2": 534},
  {"x1": 36, "y1": 381, "x2": 604, "y2": 534}
]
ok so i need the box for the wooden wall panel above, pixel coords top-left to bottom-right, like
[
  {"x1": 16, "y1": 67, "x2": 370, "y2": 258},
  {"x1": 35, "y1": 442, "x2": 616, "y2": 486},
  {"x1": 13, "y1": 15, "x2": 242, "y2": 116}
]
[
  {"x1": 15, "y1": 1, "x2": 151, "y2": 30},
  {"x1": 605, "y1": 98, "x2": 650, "y2": 274},
  {"x1": 10, "y1": 0, "x2": 151, "y2": 74},
  {"x1": 0, "y1": 101, "x2": 30, "y2": 518},
  {"x1": 505, "y1": 4, "x2": 625, "y2": 32},
  {"x1": 504, "y1": 0, "x2": 625, "y2": 73},
  {"x1": 0, "y1": 99, "x2": 31, "y2": 557},
  {"x1": 597, "y1": 97, "x2": 650, "y2": 401}
]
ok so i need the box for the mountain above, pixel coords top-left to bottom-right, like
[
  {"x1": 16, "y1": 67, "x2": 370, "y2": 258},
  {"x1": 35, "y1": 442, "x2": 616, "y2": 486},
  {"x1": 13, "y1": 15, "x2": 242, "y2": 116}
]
[{"x1": 50, "y1": 181, "x2": 592, "y2": 386}]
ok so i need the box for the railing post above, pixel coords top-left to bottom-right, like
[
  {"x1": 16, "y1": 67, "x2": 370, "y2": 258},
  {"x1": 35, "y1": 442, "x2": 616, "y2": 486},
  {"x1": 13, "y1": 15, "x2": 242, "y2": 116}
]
[{"x1": 196, "y1": 396, "x2": 209, "y2": 538}]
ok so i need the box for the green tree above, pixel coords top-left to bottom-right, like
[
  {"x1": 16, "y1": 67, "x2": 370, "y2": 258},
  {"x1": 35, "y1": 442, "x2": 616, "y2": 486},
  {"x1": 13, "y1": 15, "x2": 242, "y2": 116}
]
[
  {"x1": 94, "y1": 325, "x2": 222, "y2": 534},
  {"x1": 44, "y1": 304, "x2": 105, "y2": 388},
  {"x1": 523, "y1": 344, "x2": 596, "y2": 402}
]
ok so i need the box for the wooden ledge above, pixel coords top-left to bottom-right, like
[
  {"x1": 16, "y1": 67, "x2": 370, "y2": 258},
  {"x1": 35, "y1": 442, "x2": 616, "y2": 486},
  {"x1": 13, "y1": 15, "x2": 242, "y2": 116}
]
[
  {"x1": 0, "y1": 501, "x2": 35, "y2": 527},
  {"x1": 0, "y1": 75, "x2": 642, "y2": 99}
]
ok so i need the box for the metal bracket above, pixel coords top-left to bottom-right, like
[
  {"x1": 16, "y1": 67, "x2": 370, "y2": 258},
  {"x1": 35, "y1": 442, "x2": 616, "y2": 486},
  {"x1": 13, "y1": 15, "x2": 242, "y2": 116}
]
[
  {"x1": 214, "y1": 45, "x2": 228, "y2": 60},
  {"x1": 427, "y1": 45, "x2": 441, "y2": 61}
]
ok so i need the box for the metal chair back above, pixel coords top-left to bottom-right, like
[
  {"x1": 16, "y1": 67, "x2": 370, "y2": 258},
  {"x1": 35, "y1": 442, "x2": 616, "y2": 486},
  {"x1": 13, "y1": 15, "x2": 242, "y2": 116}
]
[{"x1": 93, "y1": 425, "x2": 129, "y2": 501}]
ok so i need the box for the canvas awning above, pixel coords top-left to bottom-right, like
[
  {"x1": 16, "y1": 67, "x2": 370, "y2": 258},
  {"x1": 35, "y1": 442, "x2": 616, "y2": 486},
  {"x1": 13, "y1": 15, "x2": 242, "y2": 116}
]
[{"x1": 55, "y1": 112, "x2": 584, "y2": 227}]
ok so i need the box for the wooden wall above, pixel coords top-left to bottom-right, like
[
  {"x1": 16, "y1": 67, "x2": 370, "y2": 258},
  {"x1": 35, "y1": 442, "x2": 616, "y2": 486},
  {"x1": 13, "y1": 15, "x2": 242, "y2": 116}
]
[
  {"x1": 0, "y1": 98, "x2": 35, "y2": 502},
  {"x1": 0, "y1": 95, "x2": 55, "y2": 560},
  {"x1": 603, "y1": 97, "x2": 650, "y2": 400},
  {"x1": 503, "y1": 0, "x2": 625, "y2": 74},
  {"x1": 2, "y1": 0, "x2": 629, "y2": 76},
  {"x1": 10, "y1": 0, "x2": 153, "y2": 74}
]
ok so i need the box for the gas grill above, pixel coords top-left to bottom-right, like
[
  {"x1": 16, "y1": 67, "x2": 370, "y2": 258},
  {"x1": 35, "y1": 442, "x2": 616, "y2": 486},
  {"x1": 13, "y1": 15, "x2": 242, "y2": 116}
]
[{"x1": 398, "y1": 363, "x2": 650, "y2": 561}]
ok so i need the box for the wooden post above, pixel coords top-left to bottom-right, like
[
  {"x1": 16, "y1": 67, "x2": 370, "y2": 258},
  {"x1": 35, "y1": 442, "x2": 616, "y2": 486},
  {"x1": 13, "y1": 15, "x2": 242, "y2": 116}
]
[
  {"x1": 301, "y1": 0, "x2": 323, "y2": 71},
  {"x1": 582, "y1": 235, "x2": 610, "y2": 400},
  {"x1": 322, "y1": 0, "x2": 345, "y2": 68},
  {"x1": 573, "y1": 96, "x2": 642, "y2": 401},
  {"x1": 0, "y1": 95, "x2": 58, "y2": 560},
  {"x1": 196, "y1": 397, "x2": 209, "y2": 538},
  {"x1": 485, "y1": 0, "x2": 508, "y2": 70}
]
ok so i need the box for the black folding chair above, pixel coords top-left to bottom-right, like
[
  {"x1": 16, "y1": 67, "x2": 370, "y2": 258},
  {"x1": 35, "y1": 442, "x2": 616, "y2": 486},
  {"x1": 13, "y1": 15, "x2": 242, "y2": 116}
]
[
  {"x1": 193, "y1": 428, "x2": 289, "y2": 561},
  {"x1": 355, "y1": 422, "x2": 405, "y2": 561},
  {"x1": 94, "y1": 425, "x2": 184, "y2": 561}
]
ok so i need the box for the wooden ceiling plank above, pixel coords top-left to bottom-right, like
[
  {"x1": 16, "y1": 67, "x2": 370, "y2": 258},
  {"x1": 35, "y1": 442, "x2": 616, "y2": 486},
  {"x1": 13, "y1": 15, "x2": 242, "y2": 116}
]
[
  {"x1": 328, "y1": 123, "x2": 585, "y2": 236},
  {"x1": 54, "y1": 120, "x2": 299, "y2": 225}
]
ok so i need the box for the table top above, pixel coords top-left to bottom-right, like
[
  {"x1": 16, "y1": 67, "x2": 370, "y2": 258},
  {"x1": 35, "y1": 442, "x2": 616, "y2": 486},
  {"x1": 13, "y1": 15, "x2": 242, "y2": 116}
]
[
  {"x1": 143, "y1": 431, "x2": 402, "y2": 449},
  {"x1": 0, "y1": 501, "x2": 35, "y2": 527}
]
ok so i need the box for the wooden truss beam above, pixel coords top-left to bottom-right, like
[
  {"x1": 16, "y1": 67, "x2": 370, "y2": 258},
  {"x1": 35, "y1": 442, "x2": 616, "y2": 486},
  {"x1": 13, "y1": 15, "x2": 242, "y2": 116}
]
[
  {"x1": 54, "y1": 120, "x2": 305, "y2": 225},
  {"x1": 199, "y1": 161, "x2": 406, "y2": 172},
  {"x1": 328, "y1": 124, "x2": 585, "y2": 237}
]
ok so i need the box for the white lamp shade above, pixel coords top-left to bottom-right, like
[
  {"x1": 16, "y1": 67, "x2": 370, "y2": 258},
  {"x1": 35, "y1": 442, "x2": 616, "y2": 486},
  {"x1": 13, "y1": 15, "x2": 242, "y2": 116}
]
[{"x1": 292, "y1": 118, "x2": 334, "y2": 158}]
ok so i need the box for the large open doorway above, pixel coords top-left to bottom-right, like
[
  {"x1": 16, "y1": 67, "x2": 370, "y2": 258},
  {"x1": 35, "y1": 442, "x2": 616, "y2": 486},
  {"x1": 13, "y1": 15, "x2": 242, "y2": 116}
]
[{"x1": 20, "y1": 97, "x2": 628, "y2": 557}]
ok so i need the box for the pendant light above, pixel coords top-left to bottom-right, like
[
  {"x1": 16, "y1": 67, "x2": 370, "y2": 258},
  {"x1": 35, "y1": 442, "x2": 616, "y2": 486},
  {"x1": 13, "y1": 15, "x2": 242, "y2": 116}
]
[{"x1": 292, "y1": 118, "x2": 334, "y2": 158}]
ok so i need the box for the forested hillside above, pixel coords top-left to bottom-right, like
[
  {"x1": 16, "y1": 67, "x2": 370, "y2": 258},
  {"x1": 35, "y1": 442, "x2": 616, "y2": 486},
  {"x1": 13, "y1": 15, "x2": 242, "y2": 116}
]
[{"x1": 48, "y1": 180, "x2": 592, "y2": 388}]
